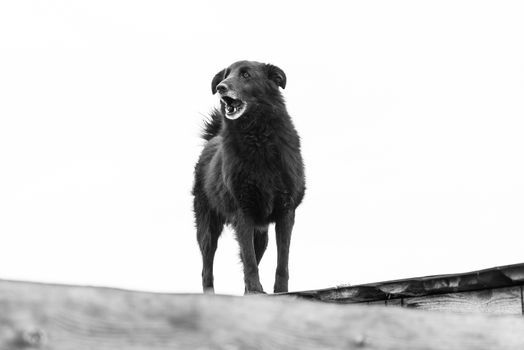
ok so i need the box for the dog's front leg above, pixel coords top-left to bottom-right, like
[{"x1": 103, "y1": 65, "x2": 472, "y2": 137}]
[
  {"x1": 234, "y1": 214, "x2": 264, "y2": 294},
  {"x1": 274, "y1": 210, "x2": 295, "y2": 293}
]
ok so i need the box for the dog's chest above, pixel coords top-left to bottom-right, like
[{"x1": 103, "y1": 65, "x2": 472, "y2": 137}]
[
  {"x1": 228, "y1": 153, "x2": 294, "y2": 214},
  {"x1": 220, "y1": 127, "x2": 301, "y2": 221}
]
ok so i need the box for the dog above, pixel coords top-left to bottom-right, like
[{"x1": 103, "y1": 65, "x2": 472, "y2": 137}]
[{"x1": 192, "y1": 60, "x2": 305, "y2": 294}]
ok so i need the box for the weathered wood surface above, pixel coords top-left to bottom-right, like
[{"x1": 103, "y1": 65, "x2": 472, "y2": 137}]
[
  {"x1": 364, "y1": 286, "x2": 524, "y2": 314},
  {"x1": 1, "y1": 280, "x2": 524, "y2": 349},
  {"x1": 285, "y1": 263, "x2": 524, "y2": 305},
  {"x1": 403, "y1": 286, "x2": 523, "y2": 314}
]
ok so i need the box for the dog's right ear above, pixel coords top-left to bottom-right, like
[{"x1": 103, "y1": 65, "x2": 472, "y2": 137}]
[
  {"x1": 211, "y1": 69, "x2": 226, "y2": 94},
  {"x1": 266, "y1": 64, "x2": 287, "y2": 89}
]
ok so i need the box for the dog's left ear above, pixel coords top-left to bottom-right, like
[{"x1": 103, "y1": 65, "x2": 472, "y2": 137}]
[
  {"x1": 266, "y1": 64, "x2": 286, "y2": 89},
  {"x1": 211, "y1": 68, "x2": 226, "y2": 94}
]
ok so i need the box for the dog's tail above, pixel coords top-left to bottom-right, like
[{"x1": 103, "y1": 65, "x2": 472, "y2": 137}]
[{"x1": 201, "y1": 109, "x2": 222, "y2": 141}]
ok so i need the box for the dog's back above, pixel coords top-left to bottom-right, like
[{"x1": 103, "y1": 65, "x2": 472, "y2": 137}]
[{"x1": 193, "y1": 60, "x2": 305, "y2": 294}]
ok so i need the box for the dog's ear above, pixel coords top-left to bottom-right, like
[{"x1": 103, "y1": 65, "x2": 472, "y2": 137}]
[
  {"x1": 266, "y1": 64, "x2": 286, "y2": 89},
  {"x1": 211, "y1": 68, "x2": 226, "y2": 94}
]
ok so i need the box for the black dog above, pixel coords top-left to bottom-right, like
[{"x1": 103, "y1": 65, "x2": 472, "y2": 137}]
[{"x1": 192, "y1": 60, "x2": 305, "y2": 294}]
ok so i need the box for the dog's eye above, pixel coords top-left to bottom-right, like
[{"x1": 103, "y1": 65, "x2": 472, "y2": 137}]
[{"x1": 241, "y1": 72, "x2": 250, "y2": 78}]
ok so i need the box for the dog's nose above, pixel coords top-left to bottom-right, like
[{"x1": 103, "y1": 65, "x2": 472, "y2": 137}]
[{"x1": 216, "y1": 83, "x2": 228, "y2": 94}]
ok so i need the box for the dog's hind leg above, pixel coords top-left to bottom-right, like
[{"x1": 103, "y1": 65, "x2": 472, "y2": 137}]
[
  {"x1": 196, "y1": 201, "x2": 224, "y2": 293},
  {"x1": 274, "y1": 210, "x2": 295, "y2": 293},
  {"x1": 254, "y1": 226, "x2": 269, "y2": 266}
]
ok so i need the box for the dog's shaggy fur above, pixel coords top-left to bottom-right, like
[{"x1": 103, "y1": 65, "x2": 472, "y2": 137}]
[{"x1": 192, "y1": 60, "x2": 305, "y2": 294}]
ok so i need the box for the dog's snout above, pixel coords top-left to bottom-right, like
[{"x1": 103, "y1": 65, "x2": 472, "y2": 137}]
[{"x1": 216, "y1": 83, "x2": 228, "y2": 94}]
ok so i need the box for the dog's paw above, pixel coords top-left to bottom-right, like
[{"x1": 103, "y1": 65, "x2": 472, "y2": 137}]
[
  {"x1": 244, "y1": 290, "x2": 267, "y2": 296},
  {"x1": 244, "y1": 285, "x2": 266, "y2": 295},
  {"x1": 203, "y1": 287, "x2": 215, "y2": 295}
]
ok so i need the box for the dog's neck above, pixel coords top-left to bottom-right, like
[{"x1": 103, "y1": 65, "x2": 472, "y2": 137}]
[{"x1": 221, "y1": 102, "x2": 297, "y2": 159}]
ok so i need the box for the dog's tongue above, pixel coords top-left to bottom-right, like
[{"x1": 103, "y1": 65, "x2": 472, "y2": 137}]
[{"x1": 225, "y1": 99, "x2": 242, "y2": 114}]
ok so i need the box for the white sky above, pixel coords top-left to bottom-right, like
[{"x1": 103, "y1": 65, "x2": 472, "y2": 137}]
[{"x1": 1, "y1": 1, "x2": 523, "y2": 295}]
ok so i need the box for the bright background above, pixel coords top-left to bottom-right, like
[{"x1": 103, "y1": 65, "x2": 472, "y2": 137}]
[{"x1": 1, "y1": 1, "x2": 523, "y2": 295}]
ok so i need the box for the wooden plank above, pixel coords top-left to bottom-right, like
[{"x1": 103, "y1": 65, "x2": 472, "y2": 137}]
[
  {"x1": 521, "y1": 286, "x2": 524, "y2": 314},
  {"x1": 386, "y1": 298, "x2": 403, "y2": 307},
  {"x1": 1, "y1": 280, "x2": 524, "y2": 349},
  {"x1": 285, "y1": 263, "x2": 524, "y2": 304},
  {"x1": 366, "y1": 298, "x2": 402, "y2": 307},
  {"x1": 403, "y1": 286, "x2": 522, "y2": 315}
]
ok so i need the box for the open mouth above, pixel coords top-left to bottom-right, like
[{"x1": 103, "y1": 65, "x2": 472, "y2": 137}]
[{"x1": 221, "y1": 96, "x2": 247, "y2": 120}]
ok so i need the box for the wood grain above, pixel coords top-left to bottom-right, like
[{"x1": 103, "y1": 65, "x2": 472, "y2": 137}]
[
  {"x1": 403, "y1": 286, "x2": 522, "y2": 314},
  {"x1": 286, "y1": 263, "x2": 524, "y2": 304},
  {"x1": 385, "y1": 298, "x2": 403, "y2": 307},
  {"x1": 1, "y1": 280, "x2": 524, "y2": 349}
]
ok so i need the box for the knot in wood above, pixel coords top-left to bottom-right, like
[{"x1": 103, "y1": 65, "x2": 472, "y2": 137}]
[
  {"x1": 16, "y1": 328, "x2": 47, "y2": 348},
  {"x1": 352, "y1": 334, "x2": 367, "y2": 348}
]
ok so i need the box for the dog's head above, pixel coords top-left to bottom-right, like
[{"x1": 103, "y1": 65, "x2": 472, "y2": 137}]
[{"x1": 211, "y1": 60, "x2": 286, "y2": 120}]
